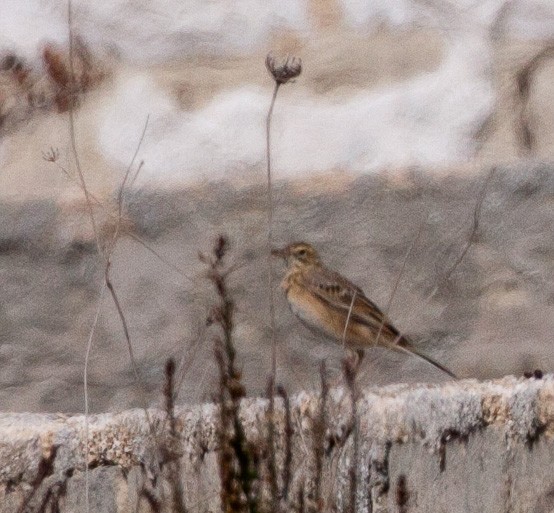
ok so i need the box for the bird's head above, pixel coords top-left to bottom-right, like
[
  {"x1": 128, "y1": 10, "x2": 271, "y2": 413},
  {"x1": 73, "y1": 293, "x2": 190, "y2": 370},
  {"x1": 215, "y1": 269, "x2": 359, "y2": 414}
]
[{"x1": 271, "y1": 242, "x2": 321, "y2": 268}]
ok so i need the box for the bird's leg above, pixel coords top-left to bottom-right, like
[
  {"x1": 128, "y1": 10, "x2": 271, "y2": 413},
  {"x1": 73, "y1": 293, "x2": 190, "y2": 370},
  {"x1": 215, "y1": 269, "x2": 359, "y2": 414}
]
[{"x1": 344, "y1": 348, "x2": 364, "y2": 373}]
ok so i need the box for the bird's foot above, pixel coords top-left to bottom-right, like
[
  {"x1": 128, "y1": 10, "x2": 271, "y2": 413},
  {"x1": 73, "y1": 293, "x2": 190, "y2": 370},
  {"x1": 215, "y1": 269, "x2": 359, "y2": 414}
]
[{"x1": 343, "y1": 348, "x2": 364, "y2": 374}]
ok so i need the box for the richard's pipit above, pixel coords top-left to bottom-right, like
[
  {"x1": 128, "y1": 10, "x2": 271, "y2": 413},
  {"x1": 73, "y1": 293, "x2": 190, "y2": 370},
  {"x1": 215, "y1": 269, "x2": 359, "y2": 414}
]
[{"x1": 272, "y1": 242, "x2": 456, "y2": 378}]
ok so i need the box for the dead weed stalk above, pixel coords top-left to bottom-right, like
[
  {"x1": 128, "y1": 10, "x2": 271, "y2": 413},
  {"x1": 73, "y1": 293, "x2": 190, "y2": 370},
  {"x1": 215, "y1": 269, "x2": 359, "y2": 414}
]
[
  {"x1": 202, "y1": 235, "x2": 259, "y2": 513},
  {"x1": 265, "y1": 53, "x2": 302, "y2": 393}
]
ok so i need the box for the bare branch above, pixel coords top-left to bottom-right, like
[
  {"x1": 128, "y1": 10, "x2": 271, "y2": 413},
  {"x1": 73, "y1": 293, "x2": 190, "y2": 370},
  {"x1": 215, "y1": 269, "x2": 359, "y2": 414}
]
[
  {"x1": 429, "y1": 166, "x2": 496, "y2": 298},
  {"x1": 375, "y1": 217, "x2": 428, "y2": 348},
  {"x1": 67, "y1": 0, "x2": 101, "y2": 255},
  {"x1": 342, "y1": 290, "x2": 357, "y2": 348},
  {"x1": 44, "y1": 158, "x2": 195, "y2": 282},
  {"x1": 266, "y1": 80, "x2": 280, "y2": 394},
  {"x1": 265, "y1": 52, "x2": 302, "y2": 394}
]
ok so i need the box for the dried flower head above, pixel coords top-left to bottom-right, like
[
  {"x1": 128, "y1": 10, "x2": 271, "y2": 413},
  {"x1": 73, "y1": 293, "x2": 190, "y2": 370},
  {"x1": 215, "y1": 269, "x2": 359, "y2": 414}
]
[{"x1": 265, "y1": 53, "x2": 302, "y2": 85}]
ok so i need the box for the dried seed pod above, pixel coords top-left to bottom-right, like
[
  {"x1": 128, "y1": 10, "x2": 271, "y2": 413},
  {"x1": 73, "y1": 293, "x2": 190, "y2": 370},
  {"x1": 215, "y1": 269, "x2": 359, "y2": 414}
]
[{"x1": 265, "y1": 53, "x2": 302, "y2": 85}]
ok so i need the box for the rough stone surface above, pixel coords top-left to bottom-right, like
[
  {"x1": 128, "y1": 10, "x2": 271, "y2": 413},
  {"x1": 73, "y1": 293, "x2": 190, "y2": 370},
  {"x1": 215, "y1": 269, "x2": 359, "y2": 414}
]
[
  {"x1": 0, "y1": 376, "x2": 553, "y2": 512},
  {"x1": 1, "y1": 166, "x2": 554, "y2": 412}
]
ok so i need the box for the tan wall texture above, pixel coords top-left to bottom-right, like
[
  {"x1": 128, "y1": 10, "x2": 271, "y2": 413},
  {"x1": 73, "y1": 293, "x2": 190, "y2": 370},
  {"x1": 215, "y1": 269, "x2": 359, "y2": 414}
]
[{"x1": 1, "y1": 376, "x2": 553, "y2": 512}]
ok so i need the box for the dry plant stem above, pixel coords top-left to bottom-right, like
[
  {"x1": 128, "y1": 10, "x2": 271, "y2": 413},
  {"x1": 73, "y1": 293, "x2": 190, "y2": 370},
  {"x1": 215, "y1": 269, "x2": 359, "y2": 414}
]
[
  {"x1": 48, "y1": 126, "x2": 196, "y2": 490},
  {"x1": 266, "y1": 379, "x2": 278, "y2": 513},
  {"x1": 107, "y1": 114, "x2": 149, "y2": 255},
  {"x1": 67, "y1": 3, "x2": 100, "y2": 512},
  {"x1": 158, "y1": 328, "x2": 206, "y2": 462},
  {"x1": 45, "y1": 156, "x2": 195, "y2": 282},
  {"x1": 441, "y1": 166, "x2": 495, "y2": 284},
  {"x1": 129, "y1": 233, "x2": 193, "y2": 282},
  {"x1": 395, "y1": 475, "x2": 409, "y2": 513},
  {"x1": 163, "y1": 359, "x2": 188, "y2": 513},
  {"x1": 375, "y1": 217, "x2": 428, "y2": 347},
  {"x1": 67, "y1": 3, "x2": 156, "y2": 503},
  {"x1": 175, "y1": 324, "x2": 206, "y2": 396},
  {"x1": 101, "y1": 135, "x2": 162, "y2": 449},
  {"x1": 342, "y1": 359, "x2": 359, "y2": 513},
  {"x1": 427, "y1": 166, "x2": 496, "y2": 300},
  {"x1": 115, "y1": 115, "x2": 150, "y2": 245},
  {"x1": 105, "y1": 262, "x2": 141, "y2": 382},
  {"x1": 103, "y1": 134, "x2": 148, "y2": 384},
  {"x1": 130, "y1": 159, "x2": 145, "y2": 188},
  {"x1": 313, "y1": 361, "x2": 328, "y2": 509},
  {"x1": 67, "y1": 0, "x2": 100, "y2": 254},
  {"x1": 266, "y1": 81, "x2": 280, "y2": 393},
  {"x1": 277, "y1": 385, "x2": 293, "y2": 503},
  {"x1": 205, "y1": 237, "x2": 259, "y2": 513},
  {"x1": 83, "y1": 279, "x2": 107, "y2": 510},
  {"x1": 46, "y1": 147, "x2": 205, "y2": 430},
  {"x1": 342, "y1": 290, "x2": 357, "y2": 348}
]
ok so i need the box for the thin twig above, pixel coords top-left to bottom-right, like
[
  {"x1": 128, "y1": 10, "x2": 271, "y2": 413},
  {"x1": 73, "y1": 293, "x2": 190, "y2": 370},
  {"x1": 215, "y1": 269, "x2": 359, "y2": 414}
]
[
  {"x1": 45, "y1": 154, "x2": 195, "y2": 283},
  {"x1": 174, "y1": 324, "x2": 207, "y2": 397},
  {"x1": 156, "y1": 324, "x2": 206, "y2": 439},
  {"x1": 67, "y1": 0, "x2": 100, "y2": 255},
  {"x1": 130, "y1": 160, "x2": 145, "y2": 188},
  {"x1": 114, "y1": 115, "x2": 150, "y2": 250},
  {"x1": 83, "y1": 279, "x2": 107, "y2": 510},
  {"x1": 277, "y1": 385, "x2": 292, "y2": 503},
  {"x1": 375, "y1": 217, "x2": 428, "y2": 347},
  {"x1": 443, "y1": 167, "x2": 495, "y2": 283},
  {"x1": 107, "y1": 115, "x2": 149, "y2": 256},
  {"x1": 101, "y1": 136, "x2": 163, "y2": 441},
  {"x1": 266, "y1": 378, "x2": 278, "y2": 513},
  {"x1": 341, "y1": 290, "x2": 357, "y2": 348},
  {"x1": 67, "y1": 4, "x2": 101, "y2": 512},
  {"x1": 66, "y1": 4, "x2": 167, "y2": 509},
  {"x1": 128, "y1": 233, "x2": 194, "y2": 283},
  {"x1": 313, "y1": 361, "x2": 328, "y2": 508},
  {"x1": 427, "y1": 166, "x2": 496, "y2": 300},
  {"x1": 163, "y1": 358, "x2": 188, "y2": 513},
  {"x1": 104, "y1": 262, "x2": 141, "y2": 380},
  {"x1": 342, "y1": 358, "x2": 359, "y2": 513},
  {"x1": 67, "y1": 6, "x2": 158, "y2": 501},
  {"x1": 102, "y1": 112, "x2": 148, "y2": 384},
  {"x1": 266, "y1": 80, "x2": 280, "y2": 393},
  {"x1": 265, "y1": 53, "x2": 302, "y2": 394}
]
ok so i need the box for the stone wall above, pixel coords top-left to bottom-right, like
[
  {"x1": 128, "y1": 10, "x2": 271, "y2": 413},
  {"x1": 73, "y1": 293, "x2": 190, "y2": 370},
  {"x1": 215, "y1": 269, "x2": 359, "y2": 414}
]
[
  {"x1": 1, "y1": 375, "x2": 553, "y2": 512},
  {"x1": 1, "y1": 5, "x2": 554, "y2": 510},
  {"x1": 1, "y1": 166, "x2": 554, "y2": 412}
]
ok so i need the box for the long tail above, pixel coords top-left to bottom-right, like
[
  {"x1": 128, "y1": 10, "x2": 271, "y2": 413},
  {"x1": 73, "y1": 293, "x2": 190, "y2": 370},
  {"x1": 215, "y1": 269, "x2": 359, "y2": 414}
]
[{"x1": 387, "y1": 337, "x2": 458, "y2": 379}]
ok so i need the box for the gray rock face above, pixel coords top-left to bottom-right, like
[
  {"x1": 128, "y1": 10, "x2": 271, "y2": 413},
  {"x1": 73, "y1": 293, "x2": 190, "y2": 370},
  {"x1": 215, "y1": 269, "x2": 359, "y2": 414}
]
[
  {"x1": 0, "y1": 376, "x2": 552, "y2": 512},
  {"x1": 1, "y1": 165, "x2": 554, "y2": 412}
]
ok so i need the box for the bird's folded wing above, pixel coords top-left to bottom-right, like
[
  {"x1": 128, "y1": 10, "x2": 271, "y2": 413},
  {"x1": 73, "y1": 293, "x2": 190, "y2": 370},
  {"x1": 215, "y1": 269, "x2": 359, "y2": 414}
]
[{"x1": 301, "y1": 267, "x2": 400, "y2": 338}]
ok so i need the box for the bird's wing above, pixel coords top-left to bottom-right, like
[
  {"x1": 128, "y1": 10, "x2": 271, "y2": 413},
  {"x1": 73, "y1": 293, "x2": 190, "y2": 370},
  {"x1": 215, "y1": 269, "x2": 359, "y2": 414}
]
[
  {"x1": 299, "y1": 266, "x2": 457, "y2": 378},
  {"x1": 300, "y1": 266, "x2": 402, "y2": 340}
]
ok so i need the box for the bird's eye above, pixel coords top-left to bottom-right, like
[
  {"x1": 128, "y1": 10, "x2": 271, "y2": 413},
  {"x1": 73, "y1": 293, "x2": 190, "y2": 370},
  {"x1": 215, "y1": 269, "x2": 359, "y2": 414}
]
[{"x1": 297, "y1": 249, "x2": 306, "y2": 256}]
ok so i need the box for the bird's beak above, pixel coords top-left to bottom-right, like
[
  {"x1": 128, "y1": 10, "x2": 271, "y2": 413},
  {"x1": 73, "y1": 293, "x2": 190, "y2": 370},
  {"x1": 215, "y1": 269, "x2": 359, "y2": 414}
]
[{"x1": 271, "y1": 247, "x2": 287, "y2": 259}]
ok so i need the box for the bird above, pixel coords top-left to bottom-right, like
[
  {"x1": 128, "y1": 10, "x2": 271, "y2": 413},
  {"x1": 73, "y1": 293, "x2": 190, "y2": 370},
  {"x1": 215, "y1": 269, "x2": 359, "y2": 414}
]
[{"x1": 271, "y1": 242, "x2": 457, "y2": 379}]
